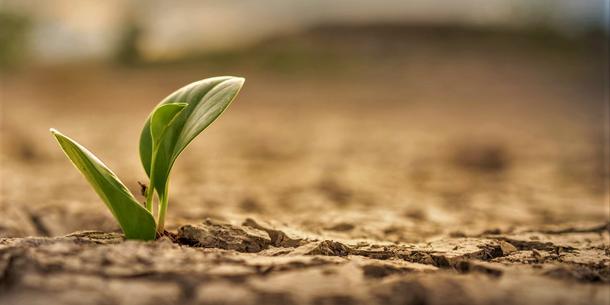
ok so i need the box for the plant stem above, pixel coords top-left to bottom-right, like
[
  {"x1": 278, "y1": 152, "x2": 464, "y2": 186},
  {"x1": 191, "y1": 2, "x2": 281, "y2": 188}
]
[
  {"x1": 145, "y1": 184, "x2": 155, "y2": 214},
  {"x1": 146, "y1": 150, "x2": 157, "y2": 214},
  {"x1": 156, "y1": 181, "x2": 169, "y2": 233}
]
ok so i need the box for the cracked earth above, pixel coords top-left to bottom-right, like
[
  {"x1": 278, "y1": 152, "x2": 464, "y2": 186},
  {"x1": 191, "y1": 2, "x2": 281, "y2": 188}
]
[{"x1": 1, "y1": 220, "x2": 608, "y2": 305}]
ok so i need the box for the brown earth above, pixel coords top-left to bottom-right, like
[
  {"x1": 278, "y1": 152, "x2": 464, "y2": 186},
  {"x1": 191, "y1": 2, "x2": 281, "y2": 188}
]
[
  {"x1": 0, "y1": 221, "x2": 608, "y2": 305},
  {"x1": 0, "y1": 28, "x2": 609, "y2": 304}
]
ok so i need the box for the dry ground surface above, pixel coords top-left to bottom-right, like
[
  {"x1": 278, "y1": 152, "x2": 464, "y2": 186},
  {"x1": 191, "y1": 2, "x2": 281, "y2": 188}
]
[{"x1": 1, "y1": 28, "x2": 609, "y2": 304}]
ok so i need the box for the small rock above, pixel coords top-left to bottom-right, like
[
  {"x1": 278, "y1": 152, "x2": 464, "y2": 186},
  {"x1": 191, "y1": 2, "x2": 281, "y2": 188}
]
[
  {"x1": 243, "y1": 218, "x2": 303, "y2": 248},
  {"x1": 499, "y1": 241, "x2": 518, "y2": 255},
  {"x1": 359, "y1": 259, "x2": 437, "y2": 278},
  {"x1": 291, "y1": 240, "x2": 351, "y2": 257},
  {"x1": 308, "y1": 241, "x2": 351, "y2": 256}
]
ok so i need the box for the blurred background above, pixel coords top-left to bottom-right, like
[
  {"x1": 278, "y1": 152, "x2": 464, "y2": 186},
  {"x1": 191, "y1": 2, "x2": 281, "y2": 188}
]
[{"x1": 0, "y1": 0, "x2": 608, "y2": 240}]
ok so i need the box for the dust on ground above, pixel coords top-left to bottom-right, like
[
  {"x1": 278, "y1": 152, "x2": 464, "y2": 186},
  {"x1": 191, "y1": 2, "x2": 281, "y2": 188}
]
[{"x1": 1, "y1": 27, "x2": 608, "y2": 304}]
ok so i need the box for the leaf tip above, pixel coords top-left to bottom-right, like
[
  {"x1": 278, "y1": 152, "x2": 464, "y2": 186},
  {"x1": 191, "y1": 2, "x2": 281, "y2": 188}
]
[
  {"x1": 49, "y1": 128, "x2": 64, "y2": 140},
  {"x1": 233, "y1": 76, "x2": 245, "y2": 86}
]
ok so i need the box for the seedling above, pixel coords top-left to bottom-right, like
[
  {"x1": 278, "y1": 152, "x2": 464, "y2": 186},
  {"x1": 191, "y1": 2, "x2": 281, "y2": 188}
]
[{"x1": 50, "y1": 76, "x2": 245, "y2": 240}]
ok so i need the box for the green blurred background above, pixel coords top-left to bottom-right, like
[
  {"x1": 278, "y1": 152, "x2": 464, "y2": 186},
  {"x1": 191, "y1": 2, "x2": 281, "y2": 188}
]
[{"x1": 0, "y1": 0, "x2": 608, "y2": 68}]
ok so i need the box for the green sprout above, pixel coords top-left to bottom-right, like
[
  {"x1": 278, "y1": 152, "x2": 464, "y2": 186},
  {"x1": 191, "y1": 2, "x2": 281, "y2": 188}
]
[{"x1": 50, "y1": 76, "x2": 245, "y2": 240}]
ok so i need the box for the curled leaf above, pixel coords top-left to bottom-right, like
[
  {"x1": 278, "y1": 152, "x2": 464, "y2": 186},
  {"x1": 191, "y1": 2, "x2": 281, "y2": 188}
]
[
  {"x1": 150, "y1": 103, "x2": 187, "y2": 146},
  {"x1": 139, "y1": 76, "x2": 244, "y2": 201}
]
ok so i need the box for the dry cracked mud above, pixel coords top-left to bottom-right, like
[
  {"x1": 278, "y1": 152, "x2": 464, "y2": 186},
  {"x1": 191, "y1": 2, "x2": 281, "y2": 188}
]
[{"x1": 1, "y1": 220, "x2": 608, "y2": 305}]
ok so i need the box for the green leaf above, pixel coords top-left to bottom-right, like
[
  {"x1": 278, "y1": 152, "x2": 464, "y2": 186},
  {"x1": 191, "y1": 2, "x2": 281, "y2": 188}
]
[
  {"x1": 139, "y1": 76, "x2": 244, "y2": 201},
  {"x1": 50, "y1": 128, "x2": 157, "y2": 240},
  {"x1": 150, "y1": 103, "x2": 187, "y2": 146}
]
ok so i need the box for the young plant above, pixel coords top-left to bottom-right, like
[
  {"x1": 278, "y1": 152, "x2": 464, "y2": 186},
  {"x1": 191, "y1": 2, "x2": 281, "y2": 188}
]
[{"x1": 51, "y1": 76, "x2": 245, "y2": 240}]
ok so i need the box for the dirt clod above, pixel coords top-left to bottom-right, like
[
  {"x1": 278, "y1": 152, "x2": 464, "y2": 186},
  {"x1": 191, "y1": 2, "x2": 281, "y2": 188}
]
[
  {"x1": 242, "y1": 218, "x2": 304, "y2": 248},
  {"x1": 499, "y1": 240, "x2": 518, "y2": 255},
  {"x1": 177, "y1": 219, "x2": 271, "y2": 252}
]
